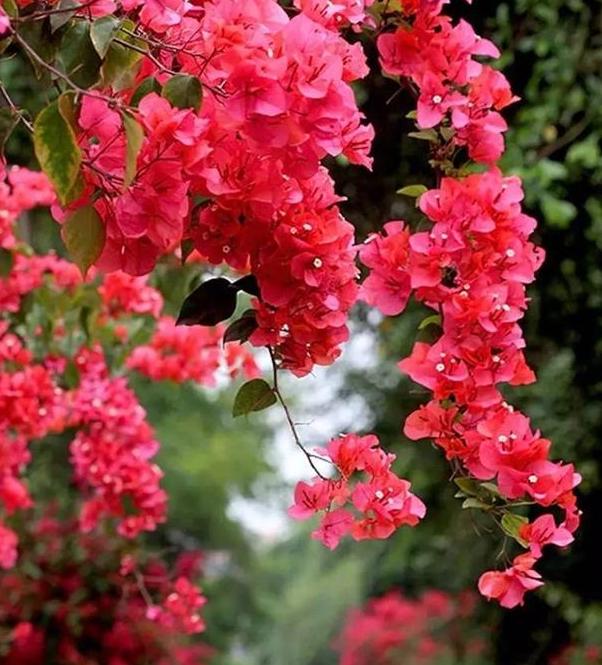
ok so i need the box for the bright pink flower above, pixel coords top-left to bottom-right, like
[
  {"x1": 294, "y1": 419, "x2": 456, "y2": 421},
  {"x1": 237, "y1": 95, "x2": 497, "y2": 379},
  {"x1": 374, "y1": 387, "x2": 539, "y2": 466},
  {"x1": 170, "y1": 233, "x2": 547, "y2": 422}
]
[
  {"x1": 478, "y1": 554, "x2": 543, "y2": 608},
  {"x1": 311, "y1": 508, "x2": 354, "y2": 549},
  {"x1": 519, "y1": 514, "x2": 574, "y2": 558}
]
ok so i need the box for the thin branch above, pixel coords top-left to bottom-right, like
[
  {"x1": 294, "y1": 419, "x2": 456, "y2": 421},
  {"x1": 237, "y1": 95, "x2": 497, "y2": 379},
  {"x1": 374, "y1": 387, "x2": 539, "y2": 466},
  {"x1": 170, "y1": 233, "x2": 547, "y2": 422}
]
[
  {"x1": 0, "y1": 80, "x2": 33, "y2": 132},
  {"x1": 268, "y1": 347, "x2": 330, "y2": 479}
]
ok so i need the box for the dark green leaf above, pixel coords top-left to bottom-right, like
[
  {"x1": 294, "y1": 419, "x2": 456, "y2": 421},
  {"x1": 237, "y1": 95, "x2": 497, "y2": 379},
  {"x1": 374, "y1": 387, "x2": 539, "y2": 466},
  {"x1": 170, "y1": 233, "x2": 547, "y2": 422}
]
[
  {"x1": 0, "y1": 248, "x2": 14, "y2": 277},
  {"x1": 49, "y1": 0, "x2": 79, "y2": 33},
  {"x1": 162, "y1": 74, "x2": 203, "y2": 111},
  {"x1": 90, "y1": 15, "x2": 121, "y2": 58},
  {"x1": 62, "y1": 205, "x2": 105, "y2": 276},
  {"x1": 34, "y1": 96, "x2": 82, "y2": 205},
  {"x1": 122, "y1": 111, "x2": 143, "y2": 186},
  {"x1": 408, "y1": 129, "x2": 439, "y2": 142},
  {"x1": 454, "y1": 478, "x2": 481, "y2": 497},
  {"x1": 101, "y1": 19, "x2": 143, "y2": 90},
  {"x1": 130, "y1": 76, "x2": 162, "y2": 107},
  {"x1": 480, "y1": 482, "x2": 502, "y2": 497},
  {"x1": 180, "y1": 238, "x2": 195, "y2": 265},
  {"x1": 58, "y1": 21, "x2": 101, "y2": 88},
  {"x1": 223, "y1": 311, "x2": 258, "y2": 344},
  {"x1": 18, "y1": 19, "x2": 61, "y2": 81},
  {"x1": 462, "y1": 498, "x2": 492, "y2": 511},
  {"x1": 176, "y1": 277, "x2": 238, "y2": 327},
  {"x1": 232, "y1": 379, "x2": 276, "y2": 418}
]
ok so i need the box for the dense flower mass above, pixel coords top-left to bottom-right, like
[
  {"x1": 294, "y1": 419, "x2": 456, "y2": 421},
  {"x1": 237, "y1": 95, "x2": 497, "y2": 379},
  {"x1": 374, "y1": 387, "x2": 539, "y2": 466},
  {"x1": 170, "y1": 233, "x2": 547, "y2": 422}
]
[
  {"x1": 1, "y1": 169, "x2": 257, "y2": 646},
  {"x1": 357, "y1": 0, "x2": 581, "y2": 607},
  {"x1": 289, "y1": 433, "x2": 425, "y2": 549},
  {"x1": 0, "y1": 515, "x2": 210, "y2": 664},
  {"x1": 336, "y1": 588, "x2": 488, "y2": 665},
  {"x1": 48, "y1": 0, "x2": 374, "y2": 375}
]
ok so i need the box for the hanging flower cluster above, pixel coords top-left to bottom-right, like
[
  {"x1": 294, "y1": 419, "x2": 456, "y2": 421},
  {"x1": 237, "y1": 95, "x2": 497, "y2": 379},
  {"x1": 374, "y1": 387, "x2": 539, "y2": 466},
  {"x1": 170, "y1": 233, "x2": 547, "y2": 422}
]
[
  {"x1": 358, "y1": 0, "x2": 580, "y2": 608},
  {"x1": 336, "y1": 588, "x2": 488, "y2": 665},
  {"x1": 288, "y1": 433, "x2": 425, "y2": 549},
  {"x1": 41, "y1": 0, "x2": 374, "y2": 376},
  {"x1": 0, "y1": 513, "x2": 212, "y2": 664}
]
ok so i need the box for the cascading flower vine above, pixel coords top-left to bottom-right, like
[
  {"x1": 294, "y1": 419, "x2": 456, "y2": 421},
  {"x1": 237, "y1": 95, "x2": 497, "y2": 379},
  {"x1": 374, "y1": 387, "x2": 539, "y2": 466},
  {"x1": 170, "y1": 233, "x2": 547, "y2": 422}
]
[{"x1": 355, "y1": 0, "x2": 581, "y2": 607}]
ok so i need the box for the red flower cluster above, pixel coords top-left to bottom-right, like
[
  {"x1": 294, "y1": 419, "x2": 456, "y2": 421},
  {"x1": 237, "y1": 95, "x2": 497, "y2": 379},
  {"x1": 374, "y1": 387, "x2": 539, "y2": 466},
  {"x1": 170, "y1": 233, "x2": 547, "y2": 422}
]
[
  {"x1": 0, "y1": 514, "x2": 211, "y2": 664},
  {"x1": 362, "y1": 0, "x2": 581, "y2": 607},
  {"x1": 336, "y1": 588, "x2": 487, "y2": 665},
  {"x1": 0, "y1": 169, "x2": 251, "y2": 640},
  {"x1": 288, "y1": 433, "x2": 425, "y2": 549},
  {"x1": 128, "y1": 315, "x2": 258, "y2": 384},
  {"x1": 54, "y1": 0, "x2": 374, "y2": 375},
  {"x1": 378, "y1": 0, "x2": 517, "y2": 164}
]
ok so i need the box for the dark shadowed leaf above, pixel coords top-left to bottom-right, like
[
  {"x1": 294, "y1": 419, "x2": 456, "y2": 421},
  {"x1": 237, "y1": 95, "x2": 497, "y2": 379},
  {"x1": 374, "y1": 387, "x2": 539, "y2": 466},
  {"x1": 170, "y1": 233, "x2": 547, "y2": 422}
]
[
  {"x1": 223, "y1": 310, "x2": 258, "y2": 344},
  {"x1": 130, "y1": 76, "x2": 162, "y2": 106},
  {"x1": 58, "y1": 21, "x2": 102, "y2": 88},
  {"x1": 49, "y1": 0, "x2": 79, "y2": 32},
  {"x1": 162, "y1": 74, "x2": 203, "y2": 111},
  {"x1": 176, "y1": 277, "x2": 238, "y2": 327},
  {"x1": 101, "y1": 19, "x2": 143, "y2": 90},
  {"x1": 0, "y1": 248, "x2": 14, "y2": 277},
  {"x1": 233, "y1": 274, "x2": 260, "y2": 297},
  {"x1": 90, "y1": 15, "x2": 121, "y2": 58},
  {"x1": 232, "y1": 379, "x2": 276, "y2": 418}
]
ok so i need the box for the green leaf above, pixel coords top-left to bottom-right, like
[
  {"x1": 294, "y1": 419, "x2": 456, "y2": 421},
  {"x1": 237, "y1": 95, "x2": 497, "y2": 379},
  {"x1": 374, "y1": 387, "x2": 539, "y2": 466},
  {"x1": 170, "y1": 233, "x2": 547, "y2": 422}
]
[
  {"x1": 101, "y1": 19, "x2": 144, "y2": 90},
  {"x1": 480, "y1": 482, "x2": 502, "y2": 497},
  {"x1": 90, "y1": 15, "x2": 121, "y2": 58},
  {"x1": 454, "y1": 478, "x2": 481, "y2": 497},
  {"x1": 408, "y1": 129, "x2": 438, "y2": 142},
  {"x1": 0, "y1": 248, "x2": 14, "y2": 277},
  {"x1": 2, "y1": 0, "x2": 18, "y2": 18},
  {"x1": 397, "y1": 184, "x2": 428, "y2": 197},
  {"x1": 501, "y1": 513, "x2": 529, "y2": 546},
  {"x1": 418, "y1": 314, "x2": 441, "y2": 330},
  {"x1": 130, "y1": 76, "x2": 162, "y2": 107},
  {"x1": 162, "y1": 74, "x2": 203, "y2": 111},
  {"x1": 18, "y1": 19, "x2": 61, "y2": 82},
  {"x1": 49, "y1": 0, "x2": 79, "y2": 33},
  {"x1": 34, "y1": 97, "x2": 82, "y2": 205},
  {"x1": 440, "y1": 126, "x2": 455, "y2": 142},
  {"x1": 122, "y1": 112, "x2": 143, "y2": 187},
  {"x1": 462, "y1": 497, "x2": 492, "y2": 511},
  {"x1": 62, "y1": 205, "x2": 105, "y2": 276},
  {"x1": 232, "y1": 379, "x2": 277, "y2": 418},
  {"x1": 223, "y1": 311, "x2": 258, "y2": 345},
  {"x1": 58, "y1": 21, "x2": 102, "y2": 88}
]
